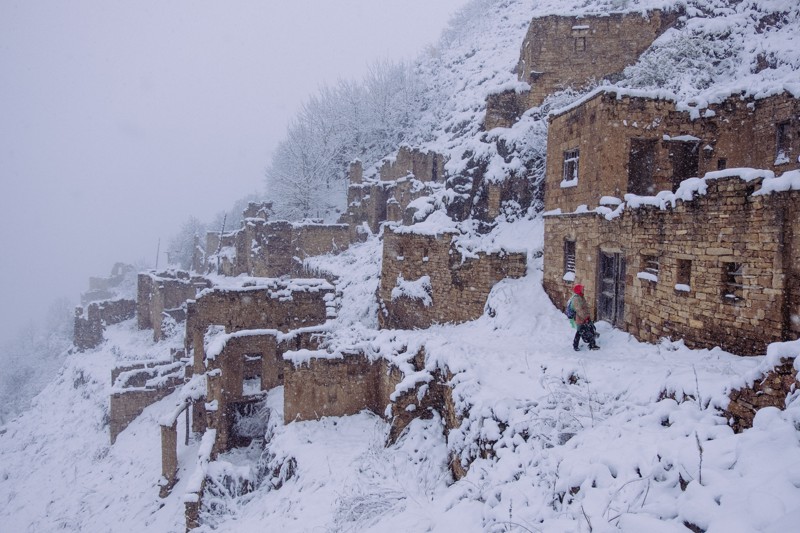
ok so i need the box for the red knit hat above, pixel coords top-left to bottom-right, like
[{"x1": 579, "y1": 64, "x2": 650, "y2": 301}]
[{"x1": 573, "y1": 284, "x2": 584, "y2": 295}]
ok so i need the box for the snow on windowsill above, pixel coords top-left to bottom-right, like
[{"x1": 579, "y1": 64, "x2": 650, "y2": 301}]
[
  {"x1": 637, "y1": 272, "x2": 658, "y2": 283},
  {"x1": 560, "y1": 178, "x2": 578, "y2": 189},
  {"x1": 563, "y1": 272, "x2": 575, "y2": 282},
  {"x1": 674, "y1": 284, "x2": 691, "y2": 292}
]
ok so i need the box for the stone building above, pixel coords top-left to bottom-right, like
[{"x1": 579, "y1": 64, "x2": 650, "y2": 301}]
[
  {"x1": 208, "y1": 207, "x2": 349, "y2": 278},
  {"x1": 137, "y1": 270, "x2": 210, "y2": 342},
  {"x1": 485, "y1": 9, "x2": 679, "y2": 129},
  {"x1": 81, "y1": 262, "x2": 135, "y2": 305},
  {"x1": 74, "y1": 298, "x2": 137, "y2": 351},
  {"x1": 340, "y1": 147, "x2": 446, "y2": 234},
  {"x1": 379, "y1": 228, "x2": 527, "y2": 329},
  {"x1": 542, "y1": 89, "x2": 800, "y2": 355}
]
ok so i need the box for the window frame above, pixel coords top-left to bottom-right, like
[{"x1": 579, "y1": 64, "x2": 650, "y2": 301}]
[
  {"x1": 563, "y1": 239, "x2": 576, "y2": 282},
  {"x1": 561, "y1": 148, "x2": 580, "y2": 188},
  {"x1": 722, "y1": 261, "x2": 744, "y2": 303},
  {"x1": 636, "y1": 254, "x2": 659, "y2": 283}
]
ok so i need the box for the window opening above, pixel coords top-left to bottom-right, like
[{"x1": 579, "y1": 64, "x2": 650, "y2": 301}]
[
  {"x1": 722, "y1": 262, "x2": 744, "y2": 302},
  {"x1": 627, "y1": 139, "x2": 657, "y2": 195},
  {"x1": 637, "y1": 254, "x2": 659, "y2": 283},
  {"x1": 776, "y1": 122, "x2": 790, "y2": 164},
  {"x1": 561, "y1": 148, "x2": 579, "y2": 187},
  {"x1": 563, "y1": 240, "x2": 576, "y2": 282},
  {"x1": 717, "y1": 158, "x2": 727, "y2": 170},
  {"x1": 574, "y1": 37, "x2": 586, "y2": 52},
  {"x1": 668, "y1": 140, "x2": 699, "y2": 191},
  {"x1": 675, "y1": 259, "x2": 692, "y2": 292}
]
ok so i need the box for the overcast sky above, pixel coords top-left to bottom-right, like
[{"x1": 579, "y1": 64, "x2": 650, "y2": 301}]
[{"x1": 0, "y1": 0, "x2": 471, "y2": 346}]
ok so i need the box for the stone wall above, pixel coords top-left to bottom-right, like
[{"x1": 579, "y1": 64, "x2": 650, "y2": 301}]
[
  {"x1": 379, "y1": 229, "x2": 527, "y2": 329},
  {"x1": 203, "y1": 328, "x2": 323, "y2": 452},
  {"x1": 109, "y1": 360, "x2": 183, "y2": 443},
  {"x1": 724, "y1": 358, "x2": 799, "y2": 432},
  {"x1": 378, "y1": 146, "x2": 445, "y2": 184},
  {"x1": 206, "y1": 231, "x2": 237, "y2": 276},
  {"x1": 74, "y1": 298, "x2": 137, "y2": 351},
  {"x1": 484, "y1": 90, "x2": 526, "y2": 130},
  {"x1": 513, "y1": 10, "x2": 678, "y2": 112},
  {"x1": 137, "y1": 271, "x2": 208, "y2": 341},
  {"x1": 340, "y1": 147, "x2": 446, "y2": 235},
  {"x1": 82, "y1": 263, "x2": 136, "y2": 305},
  {"x1": 283, "y1": 352, "x2": 400, "y2": 422},
  {"x1": 186, "y1": 280, "x2": 335, "y2": 374},
  {"x1": 545, "y1": 91, "x2": 800, "y2": 213},
  {"x1": 228, "y1": 220, "x2": 350, "y2": 278},
  {"x1": 543, "y1": 175, "x2": 800, "y2": 355},
  {"x1": 110, "y1": 387, "x2": 178, "y2": 444}
]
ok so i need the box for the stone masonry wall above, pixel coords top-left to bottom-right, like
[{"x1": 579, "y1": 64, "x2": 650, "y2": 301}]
[
  {"x1": 514, "y1": 10, "x2": 678, "y2": 111},
  {"x1": 724, "y1": 358, "x2": 799, "y2": 432},
  {"x1": 74, "y1": 298, "x2": 137, "y2": 351},
  {"x1": 379, "y1": 229, "x2": 527, "y2": 329},
  {"x1": 137, "y1": 271, "x2": 208, "y2": 341},
  {"x1": 186, "y1": 280, "x2": 335, "y2": 375},
  {"x1": 545, "y1": 91, "x2": 800, "y2": 213},
  {"x1": 378, "y1": 146, "x2": 445, "y2": 184},
  {"x1": 204, "y1": 329, "x2": 322, "y2": 452},
  {"x1": 233, "y1": 220, "x2": 350, "y2": 278},
  {"x1": 283, "y1": 353, "x2": 399, "y2": 422},
  {"x1": 543, "y1": 176, "x2": 800, "y2": 355}
]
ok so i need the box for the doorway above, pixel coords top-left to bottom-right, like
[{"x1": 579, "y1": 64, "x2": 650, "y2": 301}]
[
  {"x1": 668, "y1": 140, "x2": 699, "y2": 191},
  {"x1": 598, "y1": 251, "x2": 626, "y2": 327}
]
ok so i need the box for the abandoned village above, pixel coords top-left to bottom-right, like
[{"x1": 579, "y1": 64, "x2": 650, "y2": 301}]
[{"x1": 5, "y1": 1, "x2": 799, "y2": 532}]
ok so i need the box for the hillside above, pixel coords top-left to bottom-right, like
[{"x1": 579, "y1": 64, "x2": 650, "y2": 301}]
[{"x1": 2, "y1": 1, "x2": 800, "y2": 532}]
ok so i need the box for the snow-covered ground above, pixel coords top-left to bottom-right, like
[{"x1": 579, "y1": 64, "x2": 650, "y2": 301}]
[
  {"x1": 2, "y1": 0, "x2": 800, "y2": 531},
  {"x1": 3, "y1": 220, "x2": 797, "y2": 532}
]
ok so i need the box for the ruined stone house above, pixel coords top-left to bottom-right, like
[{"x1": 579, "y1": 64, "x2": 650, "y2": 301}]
[
  {"x1": 207, "y1": 203, "x2": 349, "y2": 278},
  {"x1": 74, "y1": 263, "x2": 138, "y2": 351},
  {"x1": 137, "y1": 270, "x2": 210, "y2": 342},
  {"x1": 340, "y1": 146, "x2": 446, "y2": 234},
  {"x1": 485, "y1": 9, "x2": 680, "y2": 130},
  {"x1": 379, "y1": 227, "x2": 527, "y2": 329},
  {"x1": 542, "y1": 89, "x2": 800, "y2": 354}
]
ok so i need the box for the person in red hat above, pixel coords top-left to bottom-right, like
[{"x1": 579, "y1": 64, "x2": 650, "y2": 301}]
[{"x1": 567, "y1": 284, "x2": 599, "y2": 351}]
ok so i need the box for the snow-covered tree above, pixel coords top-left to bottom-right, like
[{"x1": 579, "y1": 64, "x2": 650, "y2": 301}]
[{"x1": 265, "y1": 60, "x2": 428, "y2": 220}]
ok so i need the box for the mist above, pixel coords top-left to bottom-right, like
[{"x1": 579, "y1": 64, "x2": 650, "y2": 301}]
[{"x1": 0, "y1": 0, "x2": 470, "y2": 346}]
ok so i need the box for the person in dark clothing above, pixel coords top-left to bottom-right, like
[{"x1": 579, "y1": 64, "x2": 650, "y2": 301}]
[{"x1": 567, "y1": 284, "x2": 599, "y2": 351}]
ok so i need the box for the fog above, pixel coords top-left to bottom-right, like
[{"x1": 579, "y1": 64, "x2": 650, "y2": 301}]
[{"x1": 0, "y1": 0, "x2": 470, "y2": 346}]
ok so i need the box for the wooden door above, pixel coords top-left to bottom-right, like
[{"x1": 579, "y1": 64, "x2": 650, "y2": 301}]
[{"x1": 598, "y1": 252, "x2": 626, "y2": 327}]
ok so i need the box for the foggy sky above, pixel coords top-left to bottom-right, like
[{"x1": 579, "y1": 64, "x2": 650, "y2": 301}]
[{"x1": 0, "y1": 0, "x2": 471, "y2": 346}]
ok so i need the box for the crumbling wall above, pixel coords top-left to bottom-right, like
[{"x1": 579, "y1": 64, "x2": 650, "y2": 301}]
[
  {"x1": 137, "y1": 271, "x2": 208, "y2": 341},
  {"x1": 378, "y1": 146, "x2": 445, "y2": 183},
  {"x1": 74, "y1": 299, "x2": 137, "y2": 351},
  {"x1": 82, "y1": 263, "x2": 136, "y2": 305},
  {"x1": 543, "y1": 176, "x2": 800, "y2": 355},
  {"x1": 725, "y1": 358, "x2": 799, "y2": 432},
  {"x1": 206, "y1": 231, "x2": 237, "y2": 276},
  {"x1": 186, "y1": 280, "x2": 336, "y2": 374},
  {"x1": 378, "y1": 229, "x2": 527, "y2": 329},
  {"x1": 283, "y1": 352, "x2": 397, "y2": 422},
  {"x1": 203, "y1": 329, "x2": 322, "y2": 452},
  {"x1": 109, "y1": 361, "x2": 183, "y2": 443}
]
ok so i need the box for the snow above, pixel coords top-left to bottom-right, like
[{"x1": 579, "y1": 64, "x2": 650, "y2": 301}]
[
  {"x1": 391, "y1": 275, "x2": 433, "y2": 306},
  {"x1": 675, "y1": 283, "x2": 691, "y2": 292},
  {"x1": 3, "y1": 0, "x2": 800, "y2": 531},
  {"x1": 637, "y1": 271, "x2": 659, "y2": 282}
]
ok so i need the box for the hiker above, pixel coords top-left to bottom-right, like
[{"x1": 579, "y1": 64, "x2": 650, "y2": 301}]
[{"x1": 567, "y1": 284, "x2": 599, "y2": 351}]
